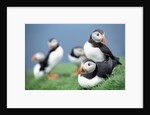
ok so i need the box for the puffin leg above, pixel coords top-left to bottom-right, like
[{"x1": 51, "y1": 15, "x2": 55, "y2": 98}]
[{"x1": 48, "y1": 73, "x2": 58, "y2": 80}]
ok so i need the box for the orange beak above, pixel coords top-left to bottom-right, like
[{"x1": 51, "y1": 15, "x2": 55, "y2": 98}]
[
  {"x1": 102, "y1": 37, "x2": 106, "y2": 45},
  {"x1": 48, "y1": 43, "x2": 54, "y2": 50},
  {"x1": 48, "y1": 45, "x2": 52, "y2": 50},
  {"x1": 31, "y1": 55, "x2": 37, "y2": 62},
  {"x1": 77, "y1": 67, "x2": 81, "y2": 74},
  {"x1": 78, "y1": 66, "x2": 85, "y2": 74}
]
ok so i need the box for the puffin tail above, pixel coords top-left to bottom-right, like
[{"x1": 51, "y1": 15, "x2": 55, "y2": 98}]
[{"x1": 114, "y1": 57, "x2": 122, "y2": 65}]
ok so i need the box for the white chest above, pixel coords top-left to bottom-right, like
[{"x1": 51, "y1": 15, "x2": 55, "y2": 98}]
[
  {"x1": 68, "y1": 55, "x2": 86, "y2": 66},
  {"x1": 84, "y1": 42, "x2": 105, "y2": 62},
  {"x1": 48, "y1": 46, "x2": 63, "y2": 66},
  {"x1": 78, "y1": 74, "x2": 103, "y2": 88},
  {"x1": 68, "y1": 55, "x2": 81, "y2": 66},
  {"x1": 33, "y1": 63, "x2": 44, "y2": 79}
]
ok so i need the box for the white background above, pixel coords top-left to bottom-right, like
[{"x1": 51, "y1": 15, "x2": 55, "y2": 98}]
[{"x1": 7, "y1": 7, "x2": 143, "y2": 108}]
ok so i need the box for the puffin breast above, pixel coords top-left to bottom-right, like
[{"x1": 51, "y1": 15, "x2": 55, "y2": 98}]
[
  {"x1": 84, "y1": 41, "x2": 105, "y2": 62},
  {"x1": 78, "y1": 74, "x2": 104, "y2": 88},
  {"x1": 48, "y1": 46, "x2": 64, "y2": 67}
]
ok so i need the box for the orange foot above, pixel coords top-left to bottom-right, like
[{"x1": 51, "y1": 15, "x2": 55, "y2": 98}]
[{"x1": 48, "y1": 74, "x2": 58, "y2": 80}]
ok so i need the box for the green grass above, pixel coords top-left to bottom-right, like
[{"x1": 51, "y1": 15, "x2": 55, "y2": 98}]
[{"x1": 25, "y1": 57, "x2": 125, "y2": 90}]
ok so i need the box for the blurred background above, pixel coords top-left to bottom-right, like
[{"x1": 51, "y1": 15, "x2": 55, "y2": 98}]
[{"x1": 25, "y1": 24, "x2": 125, "y2": 71}]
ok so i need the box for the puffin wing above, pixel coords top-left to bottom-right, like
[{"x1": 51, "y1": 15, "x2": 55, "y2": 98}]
[
  {"x1": 96, "y1": 62, "x2": 111, "y2": 78},
  {"x1": 99, "y1": 44, "x2": 115, "y2": 59},
  {"x1": 68, "y1": 54, "x2": 81, "y2": 66},
  {"x1": 100, "y1": 44, "x2": 122, "y2": 65}
]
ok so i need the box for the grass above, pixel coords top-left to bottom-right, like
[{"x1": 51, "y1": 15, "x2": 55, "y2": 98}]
[{"x1": 25, "y1": 57, "x2": 125, "y2": 90}]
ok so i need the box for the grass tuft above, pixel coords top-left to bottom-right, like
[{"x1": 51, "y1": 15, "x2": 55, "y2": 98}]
[{"x1": 25, "y1": 57, "x2": 125, "y2": 90}]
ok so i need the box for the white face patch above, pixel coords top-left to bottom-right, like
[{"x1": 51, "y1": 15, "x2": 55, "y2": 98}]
[
  {"x1": 81, "y1": 61, "x2": 96, "y2": 74},
  {"x1": 34, "y1": 52, "x2": 45, "y2": 61},
  {"x1": 92, "y1": 31, "x2": 104, "y2": 43},
  {"x1": 48, "y1": 39, "x2": 58, "y2": 49},
  {"x1": 73, "y1": 48, "x2": 84, "y2": 56}
]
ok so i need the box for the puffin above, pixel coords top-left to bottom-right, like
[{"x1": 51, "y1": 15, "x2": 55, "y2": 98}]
[
  {"x1": 84, "y1": 29, "x2": 121, "y2": 64},
  {"x1": 78, "y1": 58, "x2": 119, "y2": 88},
  {"x1": 68, "y1": 46, "x2": 86, "y2": 76},
  {"x1": 31, "y1": 52, "x2": 46, "y2": 79},
  {"x1": 32, "y1": 38, "x2": 64, "y2": 79}
]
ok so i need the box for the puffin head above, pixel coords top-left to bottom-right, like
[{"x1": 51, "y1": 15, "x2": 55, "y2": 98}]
[
  {"x1": 31, "y1": 52, "x2": 45, "y2": 62},
  {"x1": 48, "y1": 38, "x2": 59, "y2": 50},
  {"x1": 71, "y1": 46, "x2": 85, "y2": 57},
  {"x1": 90, "y1": 29, "x2": 106, "y2": 45},
  {"x1": 79, "y1": 58, "x2": 96, "y2": 74}
]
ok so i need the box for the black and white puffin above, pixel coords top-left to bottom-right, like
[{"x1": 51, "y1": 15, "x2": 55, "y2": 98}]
[
  {"x1": 68, "y1": 46, "x2": 86, "y2": 75},
  {"x1": 32, "y1": 38, "x2": 64, "y2": 79},
  {"x1": 84, "y1": 29, "x2": 121, "y2": 64},
  {"x1": 78, "y1": 58, "x2": 119, "y2": 88},
  {"x1": 31, "y1": 52, "x2": 46, "y2": 79}
]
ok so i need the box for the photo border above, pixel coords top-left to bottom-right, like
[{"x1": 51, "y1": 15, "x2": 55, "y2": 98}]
[{"x1": 1, "y1": 0, "x2": 148, "y2": 112}]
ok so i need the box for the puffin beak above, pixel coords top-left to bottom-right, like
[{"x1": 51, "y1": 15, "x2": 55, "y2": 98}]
[
  {"x1": 77, "y1": 68, "x2": 81, "y2": 74},
  {"x1": 100, "y1": 37, "x2": 106, "y2": 45},
  {"x1": 78, "y1": 65, "x2": 85, "y2": 74},
  {"x1": 103, "y1": 37, "x2": 106, "y2": 45},
  {"x1": 48, "y1": 42, "x2": 52, "y2": 49},
  {"x1": 81, "y1": 67, "x2": 85, "y2": 73},
  {"x1": 48, "y1": 44, "x2": 52, "y2": 49},
  {"x1": 31, "y1": 55, "x2": 37, "y2": 62},
  {"x1": 48, "y1": 44, "x2": 54, "y2": 50}
]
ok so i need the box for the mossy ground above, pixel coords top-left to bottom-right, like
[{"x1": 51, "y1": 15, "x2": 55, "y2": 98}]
[{"x1": 25, "y1": 57, "x2": 125, "y2": 90}]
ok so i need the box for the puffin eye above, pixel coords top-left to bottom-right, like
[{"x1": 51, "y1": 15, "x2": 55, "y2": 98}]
[
  {"x1": 88, "y1": 63, "x2": 90, "y2": 66},
  {"x1": 97, "y1": 33, "x2": 99, "y2": 36}
]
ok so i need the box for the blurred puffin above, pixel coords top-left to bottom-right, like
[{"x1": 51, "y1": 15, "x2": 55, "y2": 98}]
[
  {"x1": 78, "y1": 58, "x2": 119, "y2": 88},
  {"x1": 68, "y1": 46, "x2": 86, "y2": 76},
  {"x1": 31, "y1": 52, "x2": 46, "y2": 79},
  {"x1": 32, "y1": 38, "x2": 64, "y2": 79},
  {"x1": 84, "y1": 29, "x2": 121, "y2": 64}
]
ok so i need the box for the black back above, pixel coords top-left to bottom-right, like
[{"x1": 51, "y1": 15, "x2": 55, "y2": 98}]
[{"x1": 81, "y1": 58, "x2": 119, "y2": 79}]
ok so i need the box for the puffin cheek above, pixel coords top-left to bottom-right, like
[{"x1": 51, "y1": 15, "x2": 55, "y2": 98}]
[{"x1": 80, "y1": 66, "x2": 86, "y2": 74}]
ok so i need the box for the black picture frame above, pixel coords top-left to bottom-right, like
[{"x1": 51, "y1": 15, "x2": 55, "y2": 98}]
[{"x1": 1, "y1": 0, "x2": 149, "y2": 113}]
